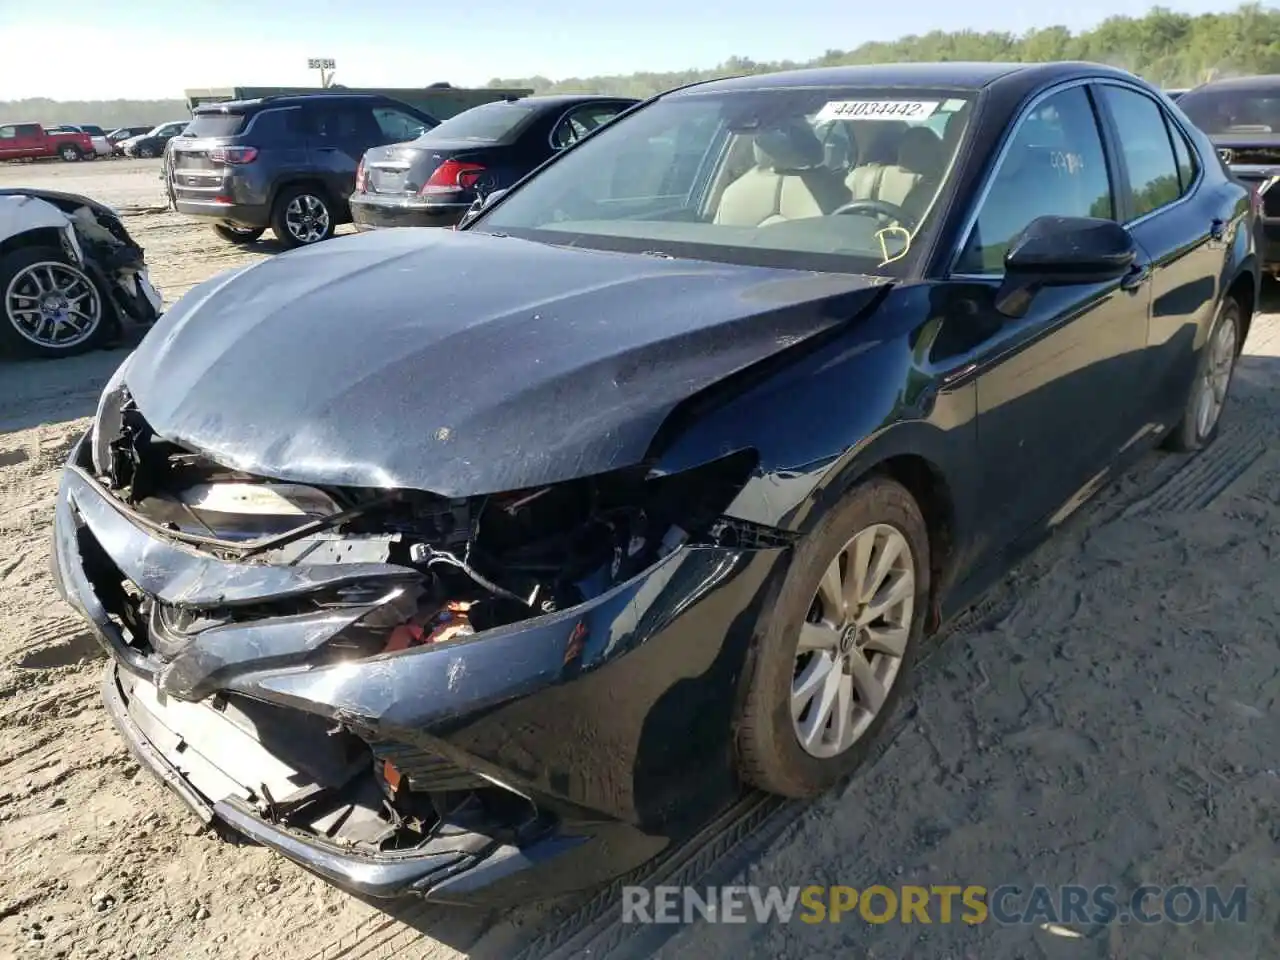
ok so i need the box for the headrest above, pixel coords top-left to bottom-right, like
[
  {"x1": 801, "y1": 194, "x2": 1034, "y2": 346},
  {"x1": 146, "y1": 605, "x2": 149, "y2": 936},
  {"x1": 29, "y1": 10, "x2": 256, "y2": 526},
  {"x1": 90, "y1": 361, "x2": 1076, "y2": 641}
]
[
  {"x1": 752, "y1": 121, "x2": 825, "y2": 171},
  {"x1": 897, "y1": 126, "x2": 944, "y2": 175}
]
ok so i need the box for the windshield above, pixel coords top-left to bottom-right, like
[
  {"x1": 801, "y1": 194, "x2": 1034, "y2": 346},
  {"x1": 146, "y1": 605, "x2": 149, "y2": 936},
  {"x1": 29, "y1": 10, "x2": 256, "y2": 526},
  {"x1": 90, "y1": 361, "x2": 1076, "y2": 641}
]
[
  {"x1": 1179, "y1": 87, "x2": 1280, "y2": 134},
  {"x1": 420, "y1": 100, "x2": 538, "y2": 143},
  {"x1": 475, "y1": 86, "x2": 974, "y2": 275}
]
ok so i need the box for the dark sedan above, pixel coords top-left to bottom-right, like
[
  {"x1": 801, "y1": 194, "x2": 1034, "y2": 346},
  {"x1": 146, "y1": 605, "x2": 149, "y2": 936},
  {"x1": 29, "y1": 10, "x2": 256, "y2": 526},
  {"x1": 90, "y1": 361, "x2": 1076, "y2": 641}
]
[
  {"x1": 53, "y1": 61, "x2": 1258, "y2": 906},
  {"x1": 349, "y1": 94, "x2": 638, "y2": 229},
  {"x1": 1176, "y1": 75, "x2": 1280, "y2": 275}
]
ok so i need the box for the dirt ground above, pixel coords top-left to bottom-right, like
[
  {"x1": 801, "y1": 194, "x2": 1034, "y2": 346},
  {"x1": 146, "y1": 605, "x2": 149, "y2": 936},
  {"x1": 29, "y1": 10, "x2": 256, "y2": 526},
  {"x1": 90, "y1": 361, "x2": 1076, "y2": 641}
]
[{"x1": 1, "y1": 158, "x2": 1279, "y2": 960}]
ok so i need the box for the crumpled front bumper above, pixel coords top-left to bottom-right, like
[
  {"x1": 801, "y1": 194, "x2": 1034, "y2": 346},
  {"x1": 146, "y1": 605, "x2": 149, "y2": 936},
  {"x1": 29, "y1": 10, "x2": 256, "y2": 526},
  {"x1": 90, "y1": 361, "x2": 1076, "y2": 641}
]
[{"x1": 50, "y1": 434, "x2": 787, "y2": 901}]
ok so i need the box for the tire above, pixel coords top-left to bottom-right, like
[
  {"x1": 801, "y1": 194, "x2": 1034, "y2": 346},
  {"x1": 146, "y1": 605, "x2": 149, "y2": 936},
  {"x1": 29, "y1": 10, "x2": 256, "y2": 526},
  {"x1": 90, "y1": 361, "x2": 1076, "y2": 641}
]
[
  {"x1": 1163, "y1": 294, "x2": 1242, "y2": 453},
  {"x1": 213, "y1": 224, "x2": 266, "y2": 245},
  {"x1": 137, "y1": 144, "x2": 157, "y2": 159},
  {"x1": 58, "y1": 144, "x2": 82, "y2": 162},
  {"x1": 737, "y1": 475, "x2": 931, "y2": 799},
  {"x1": 0, "y1": 247, "x2": 109, "y2": 359},
  {"x1": 270, "y1": 185, "x2": 336, "y2": 249}
]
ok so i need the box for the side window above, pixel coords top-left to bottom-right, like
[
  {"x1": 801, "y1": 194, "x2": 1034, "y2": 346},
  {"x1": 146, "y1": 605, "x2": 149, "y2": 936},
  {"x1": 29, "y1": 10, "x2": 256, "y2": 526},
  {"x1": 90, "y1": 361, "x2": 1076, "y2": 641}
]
[
  {"x1": 0, "y1": 126, "x2": 15, "y2": 140},
  {"x1": 956, "y1": 86, "x2": 1113, "y2": 275},
  {"x1": 1098, "y1": 86, "x2": 1182, "y2": 219},
  {"x1": 1166, "y1": 117, "x2": 1198, "y2": 194},
  {"x1": 17, "y1": 124, "x2": 42, "y2": 137},
  {"x1": 551, "y1": 104, "x2": 627, "y2": 150},
  {"x1": 372, "y1": 106, "x2": 430, "y2": 142},
  {"x1": 309, "y1": 105, "x2": 376, "y2": 141}
]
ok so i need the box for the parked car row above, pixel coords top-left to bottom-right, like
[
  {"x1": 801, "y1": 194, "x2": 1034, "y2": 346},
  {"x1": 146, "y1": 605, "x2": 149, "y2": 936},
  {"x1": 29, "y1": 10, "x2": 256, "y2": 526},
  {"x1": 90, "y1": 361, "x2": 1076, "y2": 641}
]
[
  {"x1": 45, "y1": 61, "x2": 1270, "y2": 911},
  {"x1": 0, "y1": 121, "x2": 194, "y2": 162},
  {"x1": 165, "y1": 92, "x2": 638, "y2": 247}
]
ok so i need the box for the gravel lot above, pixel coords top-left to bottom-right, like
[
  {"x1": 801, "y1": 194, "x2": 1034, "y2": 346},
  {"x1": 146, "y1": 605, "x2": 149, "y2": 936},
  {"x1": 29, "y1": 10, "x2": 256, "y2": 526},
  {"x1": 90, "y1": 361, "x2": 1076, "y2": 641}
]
[{"x1": 1, "y1": 158, "x2": 1278, "y2": 960}]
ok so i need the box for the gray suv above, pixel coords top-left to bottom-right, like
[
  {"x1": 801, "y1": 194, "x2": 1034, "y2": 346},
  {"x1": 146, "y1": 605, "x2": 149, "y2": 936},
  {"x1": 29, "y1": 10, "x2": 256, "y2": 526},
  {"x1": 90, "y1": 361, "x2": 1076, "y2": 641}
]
[{"x1": 169, "y1": 94, "x2": 438, "y2": 248}]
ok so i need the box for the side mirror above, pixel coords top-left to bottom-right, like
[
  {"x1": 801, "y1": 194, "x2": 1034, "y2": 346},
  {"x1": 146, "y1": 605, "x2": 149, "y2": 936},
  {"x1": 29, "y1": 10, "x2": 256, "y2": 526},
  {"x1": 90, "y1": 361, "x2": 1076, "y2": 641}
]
[
  {"x1": 457, "y1": 188, "x2": 509, "y2": 229},
  {"x1": 995, "y1": 215, "x2": 1136, "y2": 318}
]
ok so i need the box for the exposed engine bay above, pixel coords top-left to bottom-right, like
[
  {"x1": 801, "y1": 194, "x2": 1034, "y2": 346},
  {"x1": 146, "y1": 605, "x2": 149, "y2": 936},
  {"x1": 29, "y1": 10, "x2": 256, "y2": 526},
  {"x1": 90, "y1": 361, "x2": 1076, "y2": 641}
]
[{"x1": 77, "y1": 385, "x2": 786, "y2": 871}]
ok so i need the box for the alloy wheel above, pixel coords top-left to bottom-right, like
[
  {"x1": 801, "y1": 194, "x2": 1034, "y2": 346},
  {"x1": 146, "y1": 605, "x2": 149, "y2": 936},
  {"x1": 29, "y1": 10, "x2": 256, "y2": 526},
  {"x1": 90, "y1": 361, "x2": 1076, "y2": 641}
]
[
  {"x1": 4, "y1": 261, "x2": 102, "y2": 350},
  {"x1": 285, "y1": 195, "x2": 331, "y2": 244},
  {"x1": 1194, "y1": 312, "x2": 1238, "y2": 439},
  {"x1": 791, "y1": 523, "x2": 914, "y2": 759}
]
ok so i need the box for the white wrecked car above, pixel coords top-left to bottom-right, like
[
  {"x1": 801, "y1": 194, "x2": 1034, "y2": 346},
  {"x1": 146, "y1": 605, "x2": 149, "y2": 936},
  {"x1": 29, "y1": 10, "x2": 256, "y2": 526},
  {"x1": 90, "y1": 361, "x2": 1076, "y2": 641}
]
[{"x1": 0, "y1": 190, "x2": 163, "y2": 358}]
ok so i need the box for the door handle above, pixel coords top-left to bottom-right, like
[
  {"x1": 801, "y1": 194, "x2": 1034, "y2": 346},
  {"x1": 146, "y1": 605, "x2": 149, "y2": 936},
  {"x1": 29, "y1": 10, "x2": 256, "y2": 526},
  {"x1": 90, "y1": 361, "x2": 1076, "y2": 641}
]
[
  {"x1": 1209, "y1": 217, "x2": 1226, "y2": 241},
  {"x1": 1120, "y1": 264, "x2": 1150, "y2": 292}
]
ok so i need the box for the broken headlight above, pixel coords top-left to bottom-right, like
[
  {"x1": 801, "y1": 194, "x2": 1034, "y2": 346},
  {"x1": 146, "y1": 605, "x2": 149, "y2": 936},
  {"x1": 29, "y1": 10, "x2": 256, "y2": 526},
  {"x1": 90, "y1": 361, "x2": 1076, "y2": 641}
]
[{"x1": 90, "y1": 352, "x2": 134, "y2": 478}]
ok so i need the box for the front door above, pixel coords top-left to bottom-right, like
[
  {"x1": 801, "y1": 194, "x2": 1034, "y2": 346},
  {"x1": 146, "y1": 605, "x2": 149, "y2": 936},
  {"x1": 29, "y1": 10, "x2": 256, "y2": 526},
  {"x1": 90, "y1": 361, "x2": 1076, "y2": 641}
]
[{"x1": 947, "y1": 83, "x2": 1152, "y2": 552}]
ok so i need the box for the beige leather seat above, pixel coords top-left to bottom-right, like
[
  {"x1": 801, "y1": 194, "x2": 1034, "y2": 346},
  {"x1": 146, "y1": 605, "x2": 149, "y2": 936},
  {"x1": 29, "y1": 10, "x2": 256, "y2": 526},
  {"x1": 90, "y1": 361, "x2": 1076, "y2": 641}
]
[
  {"x1": 846, "y1": 126, "x2": 945, "y2": 214},
  {"x1": 714, "y1": 122, "x2": 851, "y2": 227}
]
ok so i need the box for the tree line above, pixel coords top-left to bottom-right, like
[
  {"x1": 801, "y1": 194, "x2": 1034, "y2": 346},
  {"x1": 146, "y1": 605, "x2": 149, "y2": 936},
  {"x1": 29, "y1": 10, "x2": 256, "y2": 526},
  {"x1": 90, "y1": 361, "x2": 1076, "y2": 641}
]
[
  {"x1": 4, "y1": 3, "x2": 1278, "y2": 126},
  {"x1": 486, "y1": 4, "x2": 1280, "y2": 98}
]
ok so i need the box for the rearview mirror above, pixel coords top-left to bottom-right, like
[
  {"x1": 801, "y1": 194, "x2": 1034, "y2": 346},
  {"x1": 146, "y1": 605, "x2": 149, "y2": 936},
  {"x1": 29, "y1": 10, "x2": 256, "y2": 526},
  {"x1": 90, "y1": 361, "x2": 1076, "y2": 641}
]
[{"x1": 995, "y1": 216, "x2": 1136, "y2": 318}]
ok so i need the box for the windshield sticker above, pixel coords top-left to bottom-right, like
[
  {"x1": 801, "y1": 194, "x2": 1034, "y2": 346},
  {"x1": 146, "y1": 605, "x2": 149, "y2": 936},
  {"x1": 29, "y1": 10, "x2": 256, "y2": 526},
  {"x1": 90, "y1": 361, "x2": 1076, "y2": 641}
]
[
  {"x1": 815, "y1": 100, "x2": 940, "y2": 122},
  {"x1": 941, "y1": 98, "x2": 967, "y2": 112}
]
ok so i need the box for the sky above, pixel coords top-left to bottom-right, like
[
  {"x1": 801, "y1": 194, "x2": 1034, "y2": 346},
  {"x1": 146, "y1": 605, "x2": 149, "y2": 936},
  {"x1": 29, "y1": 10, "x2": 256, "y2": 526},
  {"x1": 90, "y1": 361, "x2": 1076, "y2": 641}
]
[{"x1": 0, "y1": 0, "x2": 1254, "y2": 101}]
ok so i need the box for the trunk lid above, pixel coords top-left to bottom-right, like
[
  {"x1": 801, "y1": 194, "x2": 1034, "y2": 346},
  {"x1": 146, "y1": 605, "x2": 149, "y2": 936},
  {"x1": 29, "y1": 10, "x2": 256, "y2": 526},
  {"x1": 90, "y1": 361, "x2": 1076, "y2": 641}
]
[{"x1": 360, "y1": 142, "x2": 501, "y2": 198}]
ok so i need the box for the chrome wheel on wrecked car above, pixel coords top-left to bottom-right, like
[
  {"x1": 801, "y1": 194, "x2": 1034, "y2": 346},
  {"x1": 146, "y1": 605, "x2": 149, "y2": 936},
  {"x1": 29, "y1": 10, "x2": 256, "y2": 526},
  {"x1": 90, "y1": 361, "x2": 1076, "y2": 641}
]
[
  {"x1": 792, "y1": 523, "x2": 914, "y2": 758},
  {"x1": 738, "y1": 476, "x2": 928, "y2": 799},
  {"x1": 1164, "y1": 295, "x2": 1242, "y2": 452},
  {"x1": 0, "y1": 248, "x2": 104, "y2": 358},
  {"x1": 1194, "y1": 309, "x2": 1238, "y2": 439}
]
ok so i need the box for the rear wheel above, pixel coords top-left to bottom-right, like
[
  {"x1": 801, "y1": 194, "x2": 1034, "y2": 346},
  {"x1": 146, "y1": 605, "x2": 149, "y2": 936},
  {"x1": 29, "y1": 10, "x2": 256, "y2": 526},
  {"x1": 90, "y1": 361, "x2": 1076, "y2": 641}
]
[
  {"x1": 0, "y1": 247, "x2": 108, "y2": 359},
  {"x1": 213, "y1": 224, "x2": 266, "y2": 245},
  {"x1": 58, "y1": 144, "x2": 82, "y2": 162},
  {"x1": 1163, "y1": 294, "x2": 1241, "y2": 453},
  {"x1": 271, "y1": 186, "x2": 335, "y2": 248},
  {"x1": 137, "y1": 144, "x2": 157, "y2": 159},
  {"x1": 737, "y1": 476, "x2": 930, "y2": 798}
]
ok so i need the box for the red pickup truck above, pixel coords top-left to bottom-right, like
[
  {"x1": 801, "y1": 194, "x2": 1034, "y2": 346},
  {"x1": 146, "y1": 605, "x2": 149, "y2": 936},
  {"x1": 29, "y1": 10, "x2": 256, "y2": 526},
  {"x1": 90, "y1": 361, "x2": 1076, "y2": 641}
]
[{"x1": 0, "y1": 122, "x2": 96, "y2": 162}]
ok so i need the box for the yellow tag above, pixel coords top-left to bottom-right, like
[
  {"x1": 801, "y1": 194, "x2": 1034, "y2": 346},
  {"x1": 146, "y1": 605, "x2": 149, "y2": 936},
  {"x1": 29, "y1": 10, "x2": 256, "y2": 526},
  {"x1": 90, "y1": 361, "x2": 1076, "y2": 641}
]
[{"x1": 876, "y1": 226, "x2": 912, "y2": 265}]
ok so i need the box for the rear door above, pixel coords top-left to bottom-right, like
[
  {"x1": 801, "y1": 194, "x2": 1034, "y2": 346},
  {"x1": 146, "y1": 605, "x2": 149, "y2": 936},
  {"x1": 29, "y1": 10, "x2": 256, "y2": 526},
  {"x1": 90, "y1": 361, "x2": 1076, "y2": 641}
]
[
  {"x1": 946, "y1": 82, "x2": 1152, "y2": 549},
  {"x1": 1093, "y1": 81, "x2": 1235, "y2": 417},
  {"x1": 304, "y1": 101, "x2": 381, "y2": 204}
]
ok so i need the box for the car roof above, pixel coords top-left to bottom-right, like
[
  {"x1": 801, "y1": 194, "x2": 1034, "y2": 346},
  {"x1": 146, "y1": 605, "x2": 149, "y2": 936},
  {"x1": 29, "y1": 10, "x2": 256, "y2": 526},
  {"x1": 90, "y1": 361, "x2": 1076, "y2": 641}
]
[
  {"x1": 674, "y1": 61, "x2": 1140, "y2": 95},
  {"x1": 1182, "y1": 74, "x2": 1280, "y2": 93},
  {"x1": 501, "y1": 94, "x2": 640, "y2": 107},
  {"x1": 194, "y1": 93, "x2": 389, "y2": 113}
]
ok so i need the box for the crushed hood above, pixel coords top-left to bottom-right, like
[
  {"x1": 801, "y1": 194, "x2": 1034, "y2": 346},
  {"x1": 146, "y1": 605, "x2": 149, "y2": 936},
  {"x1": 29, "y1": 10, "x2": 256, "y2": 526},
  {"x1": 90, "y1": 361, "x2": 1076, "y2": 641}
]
[{"x1": 124, "y1": 228, "x2": 887, "y2": 495}]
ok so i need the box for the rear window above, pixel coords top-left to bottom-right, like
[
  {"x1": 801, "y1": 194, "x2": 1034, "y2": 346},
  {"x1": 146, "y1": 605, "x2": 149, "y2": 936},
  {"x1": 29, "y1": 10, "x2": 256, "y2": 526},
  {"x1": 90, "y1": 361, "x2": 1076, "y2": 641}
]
[
  {"x1": 80, "y1": 125, "x2": 105, "y2": 136},
  {"x1": 1179, "y1": 88, "x2": 1280, "y2": 134},
  {"x1": 420, "y1": 101, "x2": 538, "y2": 143},
  {"x1": 185, "y1": 113, "x2": 247, "y2": 137}
]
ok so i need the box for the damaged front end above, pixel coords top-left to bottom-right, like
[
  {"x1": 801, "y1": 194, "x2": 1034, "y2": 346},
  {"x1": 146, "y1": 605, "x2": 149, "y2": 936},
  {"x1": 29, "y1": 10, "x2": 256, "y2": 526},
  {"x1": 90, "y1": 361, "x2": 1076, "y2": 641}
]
[
  {"x1": 0, "y1": 189, "x2": 163, "y2": 338},
  {"x1": 53, "y1": 373, "x2": 792, "y2": 902}
]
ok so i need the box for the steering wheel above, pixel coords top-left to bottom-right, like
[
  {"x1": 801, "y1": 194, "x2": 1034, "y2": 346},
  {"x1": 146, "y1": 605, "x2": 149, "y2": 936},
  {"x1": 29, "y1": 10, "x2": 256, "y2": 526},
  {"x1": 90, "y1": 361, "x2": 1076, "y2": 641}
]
[{"x1": 832, "y1": 198, "x2": 917, "y2": 230}]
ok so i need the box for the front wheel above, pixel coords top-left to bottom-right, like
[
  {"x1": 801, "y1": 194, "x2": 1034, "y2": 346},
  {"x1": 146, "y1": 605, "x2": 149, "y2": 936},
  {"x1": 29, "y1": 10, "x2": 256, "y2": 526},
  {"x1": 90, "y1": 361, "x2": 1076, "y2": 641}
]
[
  {"x1": 737, "y1": 476, "x2": 930, "y2": 798},
  {"x1": 0, "y1": 247, "x2": 108, "y2": 359},
  {"x1": 271, "y1": 186, "x2": 335, "y2": 248},
  {"x1": 58, "y1": 144, "x2": 82, "y2": 162},
  {"x1": 213, "y1": 224, "x2": 266, "y2": 245},
  {"x1": 1163, "y1": 295, "x2": 1241, "y2": 453}
]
